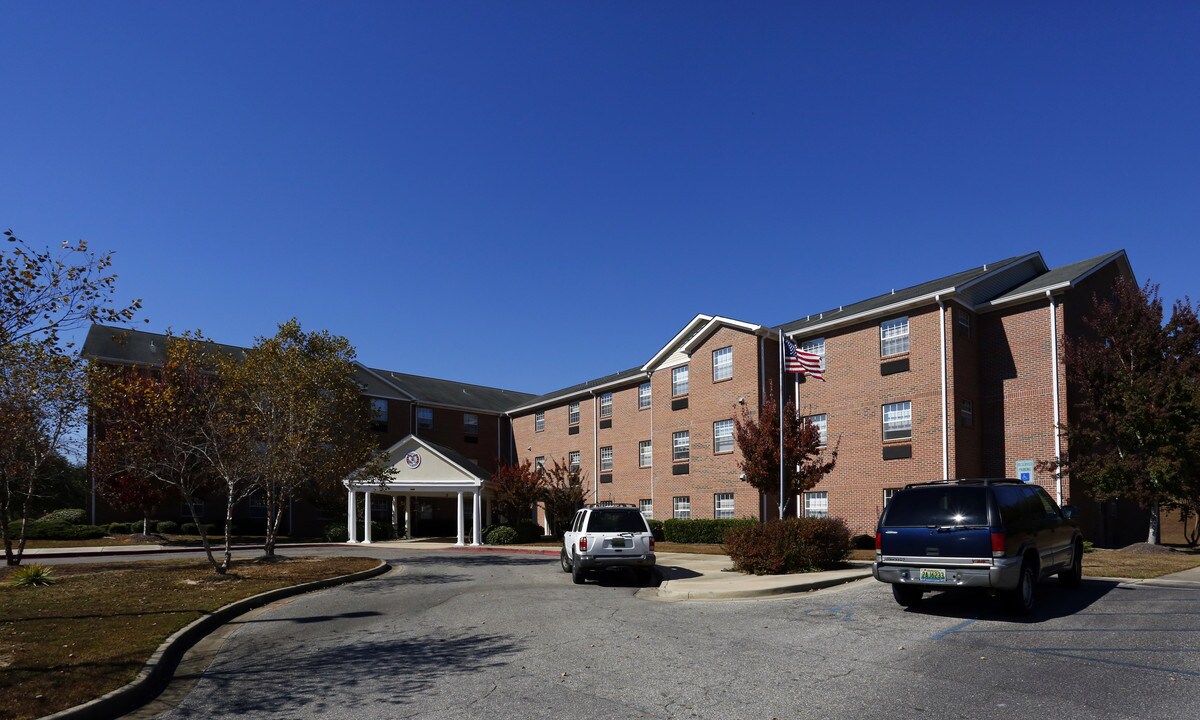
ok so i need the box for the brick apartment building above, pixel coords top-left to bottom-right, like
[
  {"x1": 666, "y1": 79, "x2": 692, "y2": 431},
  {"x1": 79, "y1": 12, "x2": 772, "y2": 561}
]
[{"x1": 84, "y1": 249, "x2": 1171, "y2": 546}]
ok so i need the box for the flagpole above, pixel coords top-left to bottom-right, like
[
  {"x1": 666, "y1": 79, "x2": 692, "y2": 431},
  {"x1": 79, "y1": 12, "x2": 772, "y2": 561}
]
[{"x1": 778, "y1": 327, "x2": 785, "y2": 520}]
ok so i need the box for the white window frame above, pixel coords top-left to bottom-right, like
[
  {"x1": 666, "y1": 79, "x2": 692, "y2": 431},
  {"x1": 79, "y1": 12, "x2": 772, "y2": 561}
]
[
  {"x1": 883, "y1": 401, "x2": 912, "y2": 441},
  {"x1": 639, "y1": 440, "x2": 652, "y2": 468},
  {"x1": 599, "y1": 445, "x2": 613, "y2": 472},
  {"x1": 883, "y1": 488, "x2": 899, "y2": 507},
  {"x1": 880, "y1": 316, "x2": 910, "y2": 357},
  {"x1": 672, "y1": 430, "x2": 690, "y2": 462},
  {"x1": 638, "y1": 382, "x2": 652, "y2": 410},
  {"x1": 568, "y1": 401, "x2": 580, "y2": 426},
  {"x1": 672, "y1": 365, "x2": 689, "y2": 397},
  {"x1": 569, "y1": 451, "x2": 581, "y2": 471},
  {"x1": 370, "y1": 398, "x2": 389, "y2": 430},
  {"x1": 803, "y1": 413, "x2": 828, "y2": 447},
  {"x1": 803, "y1": 491, "x2": 828, "y2": 519},
  {"x1": 416, "y1": 407, "x2": 434, "y2": 430},
  {"x1": 958, "y1": 310, "x2": 972, "y2": 337},
  {"x1": 673, "y1": 496, "x2": 691, "y2": 519},
  {"x1": 535, "y1": 411, "x2": 545, "y2": 432},
  {"x1": 639, "y1": 499, "x2": 653, "y2": 519},
  {"x1": 713, "y1": 419, "x2": 734, "y2": 454},
  {"x1": 712, "y1": 346, "x2": 733, "y2": 382},
  {"x1": 960, "y1": 399, "x2": 974, "y2": 427},
  {"x1": 463, "y1": 413, "x2": 478, "y2": 435},
  {"x1": 599, "y1": 392, "x2": 613, "y2": 418},
  {"x1": 535, "y1": 456, "x2": 546, "y2": 471},
  {"x1": 714, "y1": 493, "x2": 735, "y2": 519}
]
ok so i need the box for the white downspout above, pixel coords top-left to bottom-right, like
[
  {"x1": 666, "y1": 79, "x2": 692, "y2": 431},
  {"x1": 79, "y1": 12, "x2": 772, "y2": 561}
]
[
  {"x1": 590, "y1": 390, "x2": 599, "y2": 501},
  {"x1": 936, "y1": 295, "x2": 949, "y2": 481},
  {"x1": 1048, "y1": 290, "x2": 1063, "y2": 505},
  {"x1": 648, "y1": 372, "x2": 655, "y2": 518}
]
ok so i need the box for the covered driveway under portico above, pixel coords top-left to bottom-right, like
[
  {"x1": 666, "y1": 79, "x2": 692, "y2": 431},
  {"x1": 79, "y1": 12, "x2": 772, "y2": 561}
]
[{"x1": 344, "y1": 435, "x2": 493, "y2": 546}]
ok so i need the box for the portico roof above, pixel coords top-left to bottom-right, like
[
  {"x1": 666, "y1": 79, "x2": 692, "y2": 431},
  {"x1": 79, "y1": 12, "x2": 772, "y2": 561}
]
[{"x1": 347, "y1": 435, "x2": 490, "y2": 493}]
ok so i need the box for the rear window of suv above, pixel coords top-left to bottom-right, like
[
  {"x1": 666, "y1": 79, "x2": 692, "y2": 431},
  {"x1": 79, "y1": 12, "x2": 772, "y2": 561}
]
[
  {"x1": 884, "y1": 487, "x2": 988, "y2": 527},
  {"x1": 585, "y1": 510, "x2": 648, "y2": 533}
]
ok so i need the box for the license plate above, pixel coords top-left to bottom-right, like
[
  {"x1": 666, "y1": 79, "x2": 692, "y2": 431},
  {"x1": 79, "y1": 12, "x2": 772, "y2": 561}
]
[
  {"x1": 612, "y1": 538, "x2": 626, "y2": 548},
  {"x1": 919, "y1": 568, "x2": 947, "y2": 582}
]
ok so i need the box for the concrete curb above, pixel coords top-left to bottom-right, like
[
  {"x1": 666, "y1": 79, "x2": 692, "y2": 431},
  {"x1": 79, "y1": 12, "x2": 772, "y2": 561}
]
[
  {"x1": 448, "y1": 545, "x2": 559, "y2": 557},
  {"x1": 38, "y1": 559, "x2": 391, "y2": 720},
  {"x1": 23, "y1": 542, "x2": 340, "y2": 560},
  {"x1": 650, "y1": 568, "x2": 873, "y2": 601}
]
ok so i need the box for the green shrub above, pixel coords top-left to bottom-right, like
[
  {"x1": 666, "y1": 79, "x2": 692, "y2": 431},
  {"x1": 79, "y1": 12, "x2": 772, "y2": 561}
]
[
  {"x1": 647, "y1": 519, "x2": 665, "y2": 541},
  {"x1": 108, "y1": 522, "x2": 131, "y2": 535},
  {"x1": 39, "y1": 508, "x2": 87, "y2": 525},
  {"x1": 1083, "y1": 540, "x2": 1095, "y2": 554},
  {"x1": 180, "y1": 523, "x2": 215, "y2": 536},
  {"x1": 369, "y1": 520, "x2": 395, "y2": 541},
  {"x1": 8, "y1": 565, "x2": 56, "y2": 587},
  {"x1": 511, "y1": 519, "x2": 543, "y2": 543},
  {"x1": 851, "y1": 533, "x2": 876, "y2": 550},
  {"x1": 724, "y1": 517, "x2": 851, "y2": 575},
  {"x1": 324, "y1": 524, "x2": 349, "y2": 543},
  {"x1": 7, "y1": 519, "x2": 106, "y2": 540},
  {"x1": 661, "y1": 518, "x2": 757, "y2": 544},
  {"x1": 155, "y1": 521, "x2": 179, "y2": 535},
  {"x1": 485, "y1": 525, "x2": 519, "y2": 545}
]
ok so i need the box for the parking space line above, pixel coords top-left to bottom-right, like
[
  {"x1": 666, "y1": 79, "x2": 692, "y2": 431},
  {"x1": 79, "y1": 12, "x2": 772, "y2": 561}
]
[{"x1": 931, "y1": 618, "x2": 977, "y2": 641}]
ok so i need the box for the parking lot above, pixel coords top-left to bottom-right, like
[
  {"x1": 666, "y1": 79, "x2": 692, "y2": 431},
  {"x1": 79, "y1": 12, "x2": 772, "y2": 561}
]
[{"x1": 137, "y1": 547, "x2": 1198, "y2": 720}]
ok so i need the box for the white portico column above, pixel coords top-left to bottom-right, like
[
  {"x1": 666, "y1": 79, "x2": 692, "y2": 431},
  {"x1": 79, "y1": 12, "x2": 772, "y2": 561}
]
[
  {"x1": 362, "y1": 491, "x2": 373, "y2": 544},
  {"x1": 347, "y1": 490, "x2": 358, "y2": 544},
  {"x1": 404, "y1": 495, "x2": 412, "y2": 539},
  {"x1": 471, "y1": 489, "x2": 482, "y2": 546},
  {"x1": 391, "y1": 496, "x2": 400, "y2": 538},
  {"x1": 455, "y1": 490, "x2": 465, "y2": 546}
]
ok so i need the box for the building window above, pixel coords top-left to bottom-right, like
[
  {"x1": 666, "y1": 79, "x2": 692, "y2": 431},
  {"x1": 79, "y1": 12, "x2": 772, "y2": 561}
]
[
  {"x1": 880, "y1": 316, "x2": 910, "y2": 357},
  {"x1": 369, "y1": 398, "x2": 389, "y2": 431},
  {"x1": 958, "y1": 310, "x2": 972, "y2": 337},
  {"x1": 959, "y1": 399, "x2": 974, "y2": 427},
  {"x1": 712, "y1": 346, "x2": 733, "y2": 382},
  {"x1": 568, "y1": 451, "x2": 581, "y2": 471},
  {"x1": 599, "y1": 446, "x2": 613, "y2": 472},
  {"x1": 463, "y1": 413, "x2": 478, "y2": 436},
  {"x1": 800, "y1": 337, "x2": 826, "y2": 372},
  {"x1": 535, "y1": 456, "x2": 546, "y2": 472},
  {"x1": 673, "y1": 496, "x2": 691, "y2": 519},
  {"x1": 714, "y1": 493, "x2": 735, "y2": 519},
  {"x1": 803, "y1": 414, "x2": 828, "y2": 447},
  {"x1": 599, "y1": 392, "x2": 613, "y2": 418},
  {"x1": 416, "y1": 407, "x2": 433, "y2": 430},
  {"x1": 638, "y1": 382, "x2": 652, "y2": 410},
  {"x1": 672, "y1": 365, "x2": 689, "y2": 396},
  {"x1": 672, "y1": 431, "x2": 690, "y2": 462},
  {"x1": 883, "y1": 488, "x2": 899, "y2": 507},
  {"x1": 568, "y1": 401, "x2": 580, "y2": 426},
  {"x1": 535, "y1": 411, "x2": 545, "y2": 432},
  {"x1": 181, "y1": 500, "x2": 204, "y2": 519},
  {"x1": 883, "y1": 401, "x2": 912, "y2": 441},
  {"x1": 803, "y1": 491, "x2": 828, "y2": 519},
  {"x1": 713, "y1": 419, "x2": 734, "y2": 454},
  {"x1": 640, "y1": 499, "x2": 653, "y2": 518},
  {"x1": 639, "y1": 440, "x2": 652, "y2": 468},
  {"x1": 248, "y1": 495, "x2": 267, "y2": 519}
]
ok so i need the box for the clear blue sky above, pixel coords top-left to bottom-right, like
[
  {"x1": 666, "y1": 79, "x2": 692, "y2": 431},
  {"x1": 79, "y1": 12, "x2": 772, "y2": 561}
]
[{"x1": 3, "y1": 2, "x2": 1198, "y2": 395}]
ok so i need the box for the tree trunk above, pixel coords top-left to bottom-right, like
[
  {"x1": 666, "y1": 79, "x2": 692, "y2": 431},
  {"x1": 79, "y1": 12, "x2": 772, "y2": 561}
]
[
  {"x1": 184, "y1": 497, "x2": 221, "y2": 573},
  {"x1": 220, "y1": 490, "x2": 235, "y2": 573},
  {"x1": 263, "y1": 491, "x2": 281, "y2": 558},
  {"x1": 1147, "y1": 500, "x2": 1160, "y2": 545}
]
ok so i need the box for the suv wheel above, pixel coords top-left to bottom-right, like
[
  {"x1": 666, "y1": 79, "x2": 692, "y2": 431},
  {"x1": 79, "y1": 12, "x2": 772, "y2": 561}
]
[
  {"x1": 559, "y1": 548, "x2": 573, "y2": 573},
  {"x1": 1058, "y1": 542, "x2": 1083, "y2": 588},
  {"x1": 892, "y1": 584, "x2": 923, "y2": 607},
  {"x1": 572, "y1": 560, "x2": 587, "y2": 585},
  {"x1": 1006, "y1": 561, "x2": 1036, "y2": 614}
]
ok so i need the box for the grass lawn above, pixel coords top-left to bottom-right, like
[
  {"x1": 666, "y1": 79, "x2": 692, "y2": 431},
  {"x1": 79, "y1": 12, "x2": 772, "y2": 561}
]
[
  {"x1": 0, "y1": 555, "x2": 379, "y2": 720},
  {"x1": 20, "y1": 534, "x2": 318, "y2": 549},
  {"x1": 849, "y1": 546, "x2": 1200, "y2": 578}
]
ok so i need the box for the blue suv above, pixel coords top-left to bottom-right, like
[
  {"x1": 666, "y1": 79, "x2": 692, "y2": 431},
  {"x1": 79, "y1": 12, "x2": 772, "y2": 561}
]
[{"x1": 873, "y1": 479, "x2": 1083, "y2": 614}]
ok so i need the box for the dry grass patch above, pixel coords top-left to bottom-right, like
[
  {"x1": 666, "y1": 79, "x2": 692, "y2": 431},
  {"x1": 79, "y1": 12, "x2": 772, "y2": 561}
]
[
  {"x1": 0, "y1": 555, "x2": 379, "y2": 720},
  {"x1": 1083, "y1": 546, "x2": 1200, "y2": 579}
]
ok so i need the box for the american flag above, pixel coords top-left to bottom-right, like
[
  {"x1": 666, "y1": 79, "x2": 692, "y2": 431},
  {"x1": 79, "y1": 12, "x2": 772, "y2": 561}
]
[{"x1": 784, "y1": 338, "x2": 825, "y2": 381}]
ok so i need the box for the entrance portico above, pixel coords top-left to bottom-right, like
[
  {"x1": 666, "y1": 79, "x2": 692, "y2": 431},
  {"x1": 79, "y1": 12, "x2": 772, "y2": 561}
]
[{"x1": 344, "y1": 435, "x2": 492, "y2": 546}]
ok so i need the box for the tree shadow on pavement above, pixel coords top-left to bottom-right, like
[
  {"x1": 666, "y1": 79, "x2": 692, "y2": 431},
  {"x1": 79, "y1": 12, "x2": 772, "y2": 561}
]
[{"x1": 170, "y1": 629, "x2": 525, "y2": 717}]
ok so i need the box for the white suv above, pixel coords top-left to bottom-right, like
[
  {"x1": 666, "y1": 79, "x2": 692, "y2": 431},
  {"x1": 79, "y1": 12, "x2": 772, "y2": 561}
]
[{"x1": 560, "y1": 504, "x2": 656, "y2": 585}]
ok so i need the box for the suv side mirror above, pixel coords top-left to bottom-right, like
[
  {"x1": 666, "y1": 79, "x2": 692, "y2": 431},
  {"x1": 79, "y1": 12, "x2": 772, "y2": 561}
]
[{"x1": 1062, "y1": 505, "x2": 1078, "y2": 520}]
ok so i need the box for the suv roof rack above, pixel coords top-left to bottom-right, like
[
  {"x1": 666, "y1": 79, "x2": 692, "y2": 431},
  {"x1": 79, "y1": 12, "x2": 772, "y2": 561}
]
[
  {"x1": 902, "y1": 478, "x2": 1027, "y2": 489},
  {"x1": 583, "y1": 503, "x2": 639, "y2": 509}
]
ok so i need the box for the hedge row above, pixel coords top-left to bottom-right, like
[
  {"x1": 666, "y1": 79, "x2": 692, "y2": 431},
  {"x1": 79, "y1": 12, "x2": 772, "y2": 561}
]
[
  {"x1": 724, "y1": 517, "x2": 851, "y2": 575},
  {"x1": 644, "y1": 518, "x2": 758, "y2": 544},
  {"x1": 6, "y1": 520, "x2": 107, "y2": 540}
]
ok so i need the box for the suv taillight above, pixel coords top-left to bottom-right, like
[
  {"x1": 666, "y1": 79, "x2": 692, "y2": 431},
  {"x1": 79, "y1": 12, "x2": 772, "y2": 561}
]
[
  {"x1": 875, "y1": 531, "x2": 882, "y2": 551},
  {"x1": 649, "y1": 536, "x2": 655, "y2": 552},
  {"x1": 990, "y1": 532, "x2": 1006, "y2": 558},
  {"x1": 579, "y1": 535, "x2": 588, "y2": 552}
]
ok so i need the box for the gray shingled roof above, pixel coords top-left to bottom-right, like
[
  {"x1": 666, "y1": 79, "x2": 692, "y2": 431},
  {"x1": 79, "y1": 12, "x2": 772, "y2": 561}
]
[
  {"x1": 367, "y1": 367, "x2": 537, "y2": 414},
  {"x1": 779, "y1": 254, "x2": 1031, "y2": 335},
  {"x1": 986, "y1": 251, "x2": 1128, "y2": 305},
  {"x1": 82, "y1": 324, "x2": 535, "y2": 415},
  {"x1": 508, "y1": 366, "x2": 647, "y2": 413}
]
